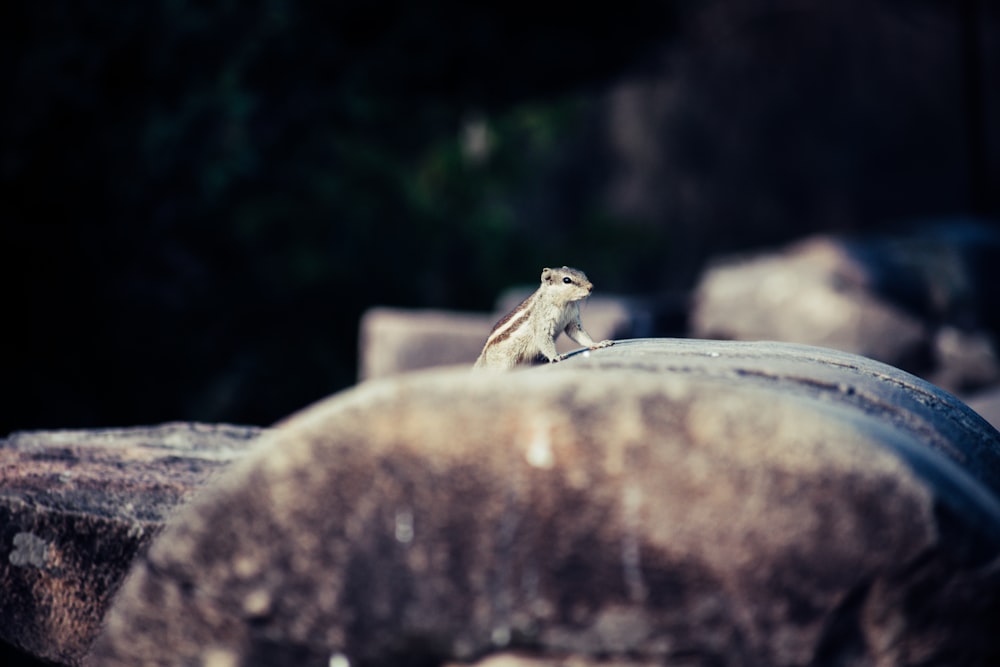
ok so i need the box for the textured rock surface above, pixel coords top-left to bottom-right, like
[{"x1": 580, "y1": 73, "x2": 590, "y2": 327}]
[
  {"x1": 0, "y1": 423, "x2": 263, "y2": 666},
  {"x1": 89, "y1": 340, "x2": 1000, "y2": 666}
]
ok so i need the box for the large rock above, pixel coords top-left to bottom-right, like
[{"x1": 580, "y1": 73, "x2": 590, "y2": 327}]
[
  {"x1": 89, "y1": 339, "x2": 1000, "y2": 666},
  {"x1": 0, "y1": 423, "x2": 263, "y2": 666}
]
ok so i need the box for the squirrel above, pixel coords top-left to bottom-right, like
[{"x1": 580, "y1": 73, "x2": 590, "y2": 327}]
[{"x1": 473, "y1": 266, "x2": 615, "y2": 370}]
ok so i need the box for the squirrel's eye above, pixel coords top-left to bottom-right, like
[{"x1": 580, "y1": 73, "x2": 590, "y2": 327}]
[{"x1": 562, "y1": 277, "x2": 572, "y2": 284}]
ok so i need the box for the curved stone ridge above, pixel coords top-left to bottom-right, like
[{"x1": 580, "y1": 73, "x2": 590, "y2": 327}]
[
  {"x1": 563, "y1": 339, "x2": 1000, "y2": 524},
  {"x1": 88, "y1": 340, "x2": 1000, "y2": 666}
]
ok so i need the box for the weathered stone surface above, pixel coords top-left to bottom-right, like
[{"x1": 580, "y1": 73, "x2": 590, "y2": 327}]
[
  {"x1": 358, "y1": 307, "x2": 492, "y2": 380},
  {"x1": 89, "y1": 340, "x2": 1000, "y2": 666},
  {"x1": 0, "y1": 423, "x2": 263, "y2": 666},
  {"x1": 565, "y1": 339, "x2": 1000, "y2": 498}
]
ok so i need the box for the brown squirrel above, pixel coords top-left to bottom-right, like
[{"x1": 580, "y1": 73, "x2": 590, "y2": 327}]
[{"x1": 474, "y1": 266, "x2": 614, "y2": 370}]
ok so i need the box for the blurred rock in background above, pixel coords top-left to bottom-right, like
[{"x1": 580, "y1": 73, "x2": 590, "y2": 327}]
[
  {"x1": 358, "y1": 308, "x2": 491, "y2": 380},
  {"x1": 691, "y1": 223, "x2": 1000, "y2": 395},
  {"x1": 969, "y1": 387, "x2": 1000, "y2": 432}
]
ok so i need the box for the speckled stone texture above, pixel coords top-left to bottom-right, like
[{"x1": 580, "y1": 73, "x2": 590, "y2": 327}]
[
  {"x1": 88, "y1": 340, "x2": 1000, "y2": 666},
  {"x1": 0, "y1": 423, "x2": 263, "y2": 666}
]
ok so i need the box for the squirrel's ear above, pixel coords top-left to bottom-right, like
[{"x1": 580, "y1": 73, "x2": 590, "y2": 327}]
[{"x1": 541, "y1": 267, "x2": 551, "y2": 282}]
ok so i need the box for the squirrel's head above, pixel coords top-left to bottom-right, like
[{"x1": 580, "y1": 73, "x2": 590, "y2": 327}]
[{"x1": 540, "y1": 266, "x2": 594, "y2": 303}]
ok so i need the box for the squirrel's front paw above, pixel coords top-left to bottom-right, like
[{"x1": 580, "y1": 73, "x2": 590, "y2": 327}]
[{"x1": 589, "y1": 340, "x2": 615, "y2": 350}]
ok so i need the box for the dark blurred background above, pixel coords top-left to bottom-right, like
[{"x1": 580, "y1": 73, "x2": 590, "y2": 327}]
[{"x1": 2, "y1": 0, "x2": 999, "y2": 435}]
